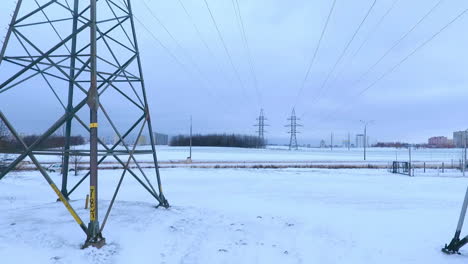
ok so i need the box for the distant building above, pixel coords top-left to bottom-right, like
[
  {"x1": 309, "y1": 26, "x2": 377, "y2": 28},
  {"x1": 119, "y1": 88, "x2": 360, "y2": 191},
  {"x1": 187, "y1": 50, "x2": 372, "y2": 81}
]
[
  {"x1": 356, "y1": 134, "x2": 365, "y2": 148},
  {"x1": 454, "y1": 131, "x2": 467, "y2": 148},
  {"x1": 428, "y1": 136, "x2": 448, "y2": 147},
  {"x1": 374, "y1": 142, "x2": 409, "y2": 148},
  {"x1": 153, "y1": 133, "x2": 169, "y2": 145},
  {"x1": 113, "y1": 134, "x2": 120, "y2": 145},
  {"x1": 320, "y1": 140, "x2": 326, "y2": 148},
  {"x1": 136, "y1": 135, "x2": 147, "y2": 146},
  {"x1": 342, "y1": 140, "x2": 349, "y2": 148}
]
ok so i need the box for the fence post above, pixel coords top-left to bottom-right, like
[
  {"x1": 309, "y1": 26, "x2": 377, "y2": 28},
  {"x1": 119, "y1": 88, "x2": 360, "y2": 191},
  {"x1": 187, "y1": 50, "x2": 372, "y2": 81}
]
[
  {"x1": 85, "y1": 194, "x2": 89, "y2": 209},
  {"x1": 424, "y1": 162, "x2": 426, "y2": 173},
  {"x1": 442, "y1": 162, "x2": 445, "y2": 173}
]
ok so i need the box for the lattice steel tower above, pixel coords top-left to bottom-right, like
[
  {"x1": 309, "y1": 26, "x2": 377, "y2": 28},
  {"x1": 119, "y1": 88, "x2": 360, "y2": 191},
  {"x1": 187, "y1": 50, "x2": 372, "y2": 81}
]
[
  {"x1": 254, "y1": 108, "x2": 268, "y2": 148},
  {"x1": 0, "y1": 0, "x2": 169, "y2": 248},
  {"x1": 286, "y1": 108, "x2": 301, "y2": 150}
]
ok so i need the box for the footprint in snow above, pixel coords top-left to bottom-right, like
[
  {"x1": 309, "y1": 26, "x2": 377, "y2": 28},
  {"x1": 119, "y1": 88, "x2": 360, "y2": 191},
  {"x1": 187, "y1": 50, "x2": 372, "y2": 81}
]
[{"x1": 50, "y1": 256, "x2": 62, "y2": 263}]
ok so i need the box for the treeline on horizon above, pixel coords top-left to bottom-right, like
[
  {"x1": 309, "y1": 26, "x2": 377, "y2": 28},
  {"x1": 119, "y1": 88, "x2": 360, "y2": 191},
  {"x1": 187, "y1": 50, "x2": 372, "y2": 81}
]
[
  {"x1": 170, "y1": 134, "x2": 266, "y2": 148},
  {"x1": 0, "y1": 134, "x2": 85, "y2": 151}
]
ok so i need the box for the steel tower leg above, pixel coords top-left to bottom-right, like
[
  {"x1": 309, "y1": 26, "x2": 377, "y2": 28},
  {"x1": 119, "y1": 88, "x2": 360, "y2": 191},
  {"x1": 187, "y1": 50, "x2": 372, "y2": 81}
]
[
  {"x1": 61, "y1": 0, "x2": 80, "y2": 199},
  {"x1": 443, "y1": 186, "x2": 468, "y2": 254},
  {"x1": 127, "y1": 0, "x2": 169, "y2": 207},
  {"x1": 84, "y1": 0, "x2": 105, "y2": 248}
]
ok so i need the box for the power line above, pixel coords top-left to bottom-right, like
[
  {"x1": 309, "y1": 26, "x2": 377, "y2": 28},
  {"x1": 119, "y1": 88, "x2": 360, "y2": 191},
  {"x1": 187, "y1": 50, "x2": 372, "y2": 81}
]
[
  {"x1": 317, "y1": 5, "x2": 468, "y2": 124},
  {"x1": 141, "y1": 0, "x2": 216, "y2": 91},
  {"x1": 293, "y1": 0, "x2": 337, "y2": 108},
  {"x1": 305, "y1": 0, "x2": 444, "y2": 119},
  {"x1": 348, "y1": 0, "x2": 445, "y2": 88},
  {"x1": 142, "y1": 0, "x2": 194, "y2": 61},
  {"x1": 202, "y1": 0, "x2": 251, "y2": 104},
  {"x1": 328, "y1": 0, "x2": 400, "y2": 91},
  {"x1": 358, "y1": 6, "x2": 467, "y2": 97},
  {"x1": 132, "y1": 12, "x2": 233, "y2": 103},
  {"x1": 176, "y1": 0, "x2": 242, "y2": 102},
  {"x1": 308, "y1": 0, "x2": 377, "y2": 106},
  {"x1": 176, "y1": 0, "x2": 221, "y2": 69},
  {"x1": 125, "y1": 0, "x2": 244, "y2": 111},
  {"x1": 131, "y1": 15, "x2": 191, "y2": 77},
  {"x1": 349, "y1": 0, "x2": 400, "y2": 67},
  {"x1": 232, "y1": 0, "x2": 262, "y2": 106}
]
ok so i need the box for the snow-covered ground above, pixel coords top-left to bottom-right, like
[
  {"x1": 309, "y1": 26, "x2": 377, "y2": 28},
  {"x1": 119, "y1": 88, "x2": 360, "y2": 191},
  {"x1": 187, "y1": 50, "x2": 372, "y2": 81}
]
[
  {"x1": 1, "y1": 168, "x2": 468, "y2": 263},
  {"x1": 8, "y1": 145, "x2": 466, "y2": 166}
]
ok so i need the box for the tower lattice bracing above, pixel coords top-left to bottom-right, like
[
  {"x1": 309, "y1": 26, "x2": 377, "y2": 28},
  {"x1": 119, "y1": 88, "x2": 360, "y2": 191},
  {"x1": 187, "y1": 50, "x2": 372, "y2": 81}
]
[
  {"x1": 286, "y1": 108, "x2": 301, "y2": 150},
  {"x1": 0, "y1": 0, "x2": 168, "y2": 247},
  {"x1": 254, "y1": 108, "x2": 268, "y2": 148}
]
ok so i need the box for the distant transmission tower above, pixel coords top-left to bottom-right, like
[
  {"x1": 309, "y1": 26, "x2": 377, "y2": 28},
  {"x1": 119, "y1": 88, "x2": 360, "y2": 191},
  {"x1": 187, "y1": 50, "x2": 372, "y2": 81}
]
[
  {"x1": 286, "y1": 108, "x2": 302, "y2": 150},
  {"x1": 254, "y1": 108, "x2": 268, "y2": 148},
  {"x1": 0, "y1": 0, "x2": 168, "y2": 248}
]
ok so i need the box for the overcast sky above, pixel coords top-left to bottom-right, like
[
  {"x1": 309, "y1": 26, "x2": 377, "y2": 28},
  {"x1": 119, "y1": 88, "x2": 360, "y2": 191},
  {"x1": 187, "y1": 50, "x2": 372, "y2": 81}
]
[{"x1": 1, "y1": 0, "x2": 468, "y2": 145}]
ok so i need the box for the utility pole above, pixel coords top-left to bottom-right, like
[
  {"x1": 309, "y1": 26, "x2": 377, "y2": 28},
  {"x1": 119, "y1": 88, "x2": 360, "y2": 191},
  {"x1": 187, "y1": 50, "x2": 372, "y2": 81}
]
[
  {"x1": 188, "y1": 116, "x2": 192, "y2": 161},
  {"x1": 409, "y1": 144, "x2": 412, "y2": 176},
  {"x1": 254, "y1": 108, "x2": 268, "y2": 148},
  {"x1": 360, "y1": 120, "x2": 373, "y2": 161},
  {"x1": 286, "y1": 108, "x2": 301, "y2": 150},
  {"x1": 330, "y1": 132, "x2": 333, "y2": 151},
  {"x1": 347, "y1": 132, "x2": 350, "y2": 150},
  {"x1": 464, "y1": 129, "x2": 467, "y2": 177},
  {"x1": 85, "y1": 0, "x2": 104, "y2": 248}
]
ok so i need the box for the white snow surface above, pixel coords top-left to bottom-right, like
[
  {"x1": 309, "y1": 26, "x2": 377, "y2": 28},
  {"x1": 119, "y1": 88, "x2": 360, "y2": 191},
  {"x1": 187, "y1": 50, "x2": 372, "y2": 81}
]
[
  {"x1": 11, "y1": 146, "x2": 466, "y2": 172},
  {"x1": 14, "y1": 145, "x2": 466, "y2": 164},
  {"x1": 1, "y1": 168, "x2": 468, "y2": 263}
]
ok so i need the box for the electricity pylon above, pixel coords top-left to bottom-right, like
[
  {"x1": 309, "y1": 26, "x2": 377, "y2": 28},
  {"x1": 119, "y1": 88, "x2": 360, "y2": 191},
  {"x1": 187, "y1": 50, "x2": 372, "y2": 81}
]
[
  {"x1": 254, "y1": 108, "x2": 268, "y2": 148},
  {"x1": 0, "y1": 0, "x2": 168, "y2": 248},
  {"x1": 286, "y1": 108, "x2": 301, "y2": 150}
]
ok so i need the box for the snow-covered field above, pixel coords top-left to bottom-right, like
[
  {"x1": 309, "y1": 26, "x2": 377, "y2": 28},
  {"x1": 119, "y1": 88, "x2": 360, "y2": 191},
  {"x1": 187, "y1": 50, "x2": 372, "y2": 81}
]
[
  {"x1": 10, "y1": 145, "x2": 466, "y2": 167},
  {"x1": 1, "y1": 167, "x2": 468, "y2": 263}
]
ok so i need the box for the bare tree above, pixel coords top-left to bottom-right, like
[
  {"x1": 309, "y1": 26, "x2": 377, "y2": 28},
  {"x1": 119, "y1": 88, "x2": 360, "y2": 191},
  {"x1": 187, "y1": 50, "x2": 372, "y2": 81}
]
[
  {"x1": 0, "y1": 119, "x2": 10, "y2": 155},
  {"x1": 70, "y1": 147, "x2": 82, "y2": 176},
  {"x1": 0, "y1": 119, "x2": 7, "y2": 143}
]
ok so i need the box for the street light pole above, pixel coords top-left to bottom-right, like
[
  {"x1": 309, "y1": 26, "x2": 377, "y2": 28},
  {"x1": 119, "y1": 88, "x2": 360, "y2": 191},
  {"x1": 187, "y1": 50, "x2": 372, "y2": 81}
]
[
  {"x1": 464, "y1": 129, "x2": 467, "y2": 177},
  {"x1": 189, "y1": 116, "x2": 192, "y2": 160},
  {"x1": 347, "y1": 132, "x2": 350, "y2": 151},
  {"x1": 360, "y1": 120, "x2": 373, "y2": 161},
  {"x1": 409, "y1": 144, "x2": 412, "y2": 176},
  {"x1": 364, "y1": 125, "x2": 367, "y2": 160}
]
